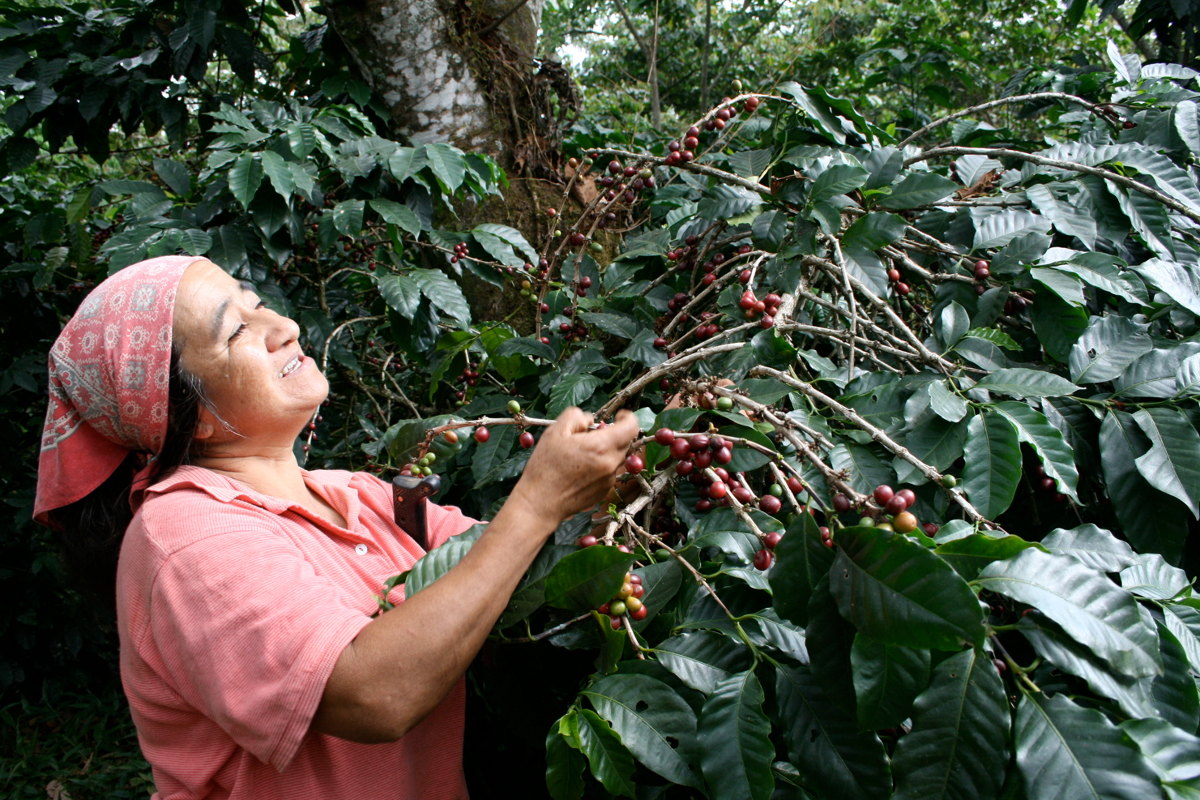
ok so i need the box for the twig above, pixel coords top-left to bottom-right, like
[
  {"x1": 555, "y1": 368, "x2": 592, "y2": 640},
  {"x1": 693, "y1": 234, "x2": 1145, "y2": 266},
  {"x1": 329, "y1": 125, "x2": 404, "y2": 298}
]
[
  {"x1": 748, "y1": 367, "x2": 994, "y2": 526},
  {"x1": 898, "y1": 92, "x2": 1114, "y2": 148}
]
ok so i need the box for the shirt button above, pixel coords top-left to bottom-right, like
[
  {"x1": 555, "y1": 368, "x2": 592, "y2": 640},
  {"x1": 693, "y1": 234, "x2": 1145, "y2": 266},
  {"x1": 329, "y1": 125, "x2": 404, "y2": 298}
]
[{"x1": 355, "y1": 543, "x2": 368, "y2": 556}]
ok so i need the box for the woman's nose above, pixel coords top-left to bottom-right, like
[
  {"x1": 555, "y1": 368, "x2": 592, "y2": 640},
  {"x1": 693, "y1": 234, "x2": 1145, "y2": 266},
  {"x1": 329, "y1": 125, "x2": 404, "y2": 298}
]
[{"x1": 262, "y1": 308, "x2": 300, "y2": 350}]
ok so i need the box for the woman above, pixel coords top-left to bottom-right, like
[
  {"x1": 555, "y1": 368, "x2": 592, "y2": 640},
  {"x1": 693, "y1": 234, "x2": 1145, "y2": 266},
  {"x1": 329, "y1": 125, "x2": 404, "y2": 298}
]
[{"x1": 35, "y1": 255, "x2": 639, "y2": 799}]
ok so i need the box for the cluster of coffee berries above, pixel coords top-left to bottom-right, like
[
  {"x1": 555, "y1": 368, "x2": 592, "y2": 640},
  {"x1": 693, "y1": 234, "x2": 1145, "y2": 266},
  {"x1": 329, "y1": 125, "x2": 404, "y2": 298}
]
[
  {"x1": 586, "y1": 158, "x2": 657, "y2": 208},
  {"x1": 400, "y1": 450, "x2": 438, "y2": 477},
  {"x1": 597, "y1": 571, "x2": 647, "y2": 629},
  {"x1": 452, "y1": 365, "x2": 481, "y2": 404},
  {"x1": 970, "y1": 258, "x2": 991, "y2": 295},
  {"x1": 449, "y1": 241, "x2": 470, "y2": 264},
  {"x1": 693, "y1": 310, "x2": 724, "y2": 340},
  {"x1": 665, "y1": 127, "x2": 700, "y2": 165},
  {"x1": 557, "y1": 306, "x2": 590, "y2": 342},
  {"x1": 886, "y1": 266, "x2": 911, "y2": 296},
  {"x1": 1004, "y1": 291, "x2": 1033, "y2": 315},
  {"x1": 666, "y1": 290, "x2": 692, "y2": 314},
  {"x1": 655, "y1": 428, "x2": 774, "y2": 514},
  {"x1": 739, "y1": 289, "x2": 782, "y2": 329},
  {"x1": 753, "y1": 530, "x2": 783, "y2": 570},
  {"x1": 871, "y1": 484, "x2": 919, "y2": 533}
]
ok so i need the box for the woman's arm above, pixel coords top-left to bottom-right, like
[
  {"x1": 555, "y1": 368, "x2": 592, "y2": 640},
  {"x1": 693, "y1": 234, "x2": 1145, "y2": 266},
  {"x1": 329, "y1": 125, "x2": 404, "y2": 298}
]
[{"x1": 311, "y1": 407, "x2": 638, "y2": 742}]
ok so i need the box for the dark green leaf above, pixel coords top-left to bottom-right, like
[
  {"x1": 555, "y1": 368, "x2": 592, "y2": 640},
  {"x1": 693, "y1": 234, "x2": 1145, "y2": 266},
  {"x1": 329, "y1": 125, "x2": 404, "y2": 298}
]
[
  {"x1": 1132, "y1": 408, "x2": 1200, "y2": 518},
  {"x1": 582, "y1": 673, "x2": 701, "y2": 788},
  {"x1": 697, "y1": 671, "x2": 775, "y2": 800},
  {"x1": 1018, "y1": 617, "x2": 1155, "y2": 719},
  {"x1": 975, "y1": 369, "x2": 1080, "y2": 399},
  {"x1": 1121, "y1": 718, "x2": 1200, "y2": 799},
  {"x1": 830, "y1": 526, "x2": 986, "y2": 650},
  {"x1": 228, "y1": 152, "x2": 262, "y2": 208},
  {"x1": 331, "y1": 198, "x2": 365, "y2": 236},
  {"x1": 544, "y1": 546, "x2": 634, "y2": 611},
  {"x1": 411, "y1": 268, "x2": 471, "y2": 325},
  {"x1": 1069, "y1": 315, "x2": 1154, "y2": 385},
  {"x1": 422, "y1": 142, "x2": 466, "y2": 192},
  {"x1": 975, "y1": 549, "x2": 1161, "y2": 678},
  {"x1": 471, "y1": 423, "x2": 518, "y2": 487},
  {"x1": 972, "y1": 208, "x2": 1050, "y2": 250},
  {"x1": 992, "y1": 402, "x2": 1081, "y2": 502},
  {"x1": 375, "y1": 272, "x2": 422, "y2": 318},
  {"x1": 1100, "y1": 410, "x2": 1191, "y2": 562},
  {"x1": 371, "y1": 198, "x2": 423, "y2": 236},
  {"x1": 568, "y1": 708, "x2": 637, "y2": 798},
  {"x1": 1041, "y1": 525, "x2": 1137, "y2": 573},
  {"x1": 934, "y1": 534, "x2": 1039, "y2": 581},
  {"x1": 774, "y1": 663, "x2": 891, "y2": 798},
  {"x1": 810, "y1": 163, "x2": 869, "y2": 202},
  {"x1": 656, "y1": 631, "x2": 751, "y2": 694},
  {"x1": 961, "y1": 411, "x2": 1021, "y2": 519},
  {"x1": 546, "y1": 719, "x2": 587, "y2": 800},
  {"x1": 891, "y1": 648, "x2": 1009, "y2": 800},
  {"x1": 843, "y1": 212, "x2": 907, "y2": 251},
  {"x1": 698, "y1": 183, "x2": 762, "y2": 219},
  {"x1": 851, "y1": 635, "x2": 930, "y2": 730},
  {"x1": 1015, "y1": 691, "x2": 1160, "y2": 800},
  {"x1": 404, "y1": 524, "x2": 486, "y2": 595},
  {"x1": 1031, "y1": 291, "x2": 1089, "y2": 363},
  {"x1": 1151, "y1": 621, "x2": 1200, "y2": 735},
  {"x1": 880, "y1": 173, "x2": 959, "y2": 209},
  {"x1": 548, "y1": 374, "x2": 603, "y2": 416},
  {"x1": 769, "y1": 512, "x2": 835, "y2": 627}
]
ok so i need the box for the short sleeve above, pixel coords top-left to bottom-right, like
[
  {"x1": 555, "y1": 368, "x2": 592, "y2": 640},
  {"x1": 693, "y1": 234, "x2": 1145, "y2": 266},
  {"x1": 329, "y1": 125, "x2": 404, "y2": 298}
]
[
  {"x1": 140, "y1": 498, "x2": 372, "y2": 770},
  {"x1": 425, "y1": 502, "x2": 482, "y2": 550}
]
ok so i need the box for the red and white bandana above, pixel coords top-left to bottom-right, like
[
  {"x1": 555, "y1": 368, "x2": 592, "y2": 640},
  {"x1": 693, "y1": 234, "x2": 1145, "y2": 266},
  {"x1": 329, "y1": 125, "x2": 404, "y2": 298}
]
[{"x1": 34, "y1": 256, "x2": 205, "y2": 525}]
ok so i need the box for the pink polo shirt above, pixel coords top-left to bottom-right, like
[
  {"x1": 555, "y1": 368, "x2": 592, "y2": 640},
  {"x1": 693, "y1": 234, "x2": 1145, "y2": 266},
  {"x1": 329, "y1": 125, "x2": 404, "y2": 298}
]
[{"x1": 115, "y1": 465, "x2": 479, "y2": 799}]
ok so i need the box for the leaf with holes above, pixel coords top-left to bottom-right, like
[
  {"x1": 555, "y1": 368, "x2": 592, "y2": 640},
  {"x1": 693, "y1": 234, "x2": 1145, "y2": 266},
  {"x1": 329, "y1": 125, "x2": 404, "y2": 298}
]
[{"x1": 582, "y1": 673, "x2": 701, "y2": 788}]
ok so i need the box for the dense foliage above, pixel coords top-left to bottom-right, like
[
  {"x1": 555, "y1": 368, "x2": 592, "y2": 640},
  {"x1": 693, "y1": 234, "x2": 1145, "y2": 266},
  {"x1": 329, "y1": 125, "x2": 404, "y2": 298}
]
[
  {"x1": 385, "y1": 50, "x2": 1200, "y2": 798},
  {"x1": 3, "y1": 0, "x2": 1200, "y2": 796}
]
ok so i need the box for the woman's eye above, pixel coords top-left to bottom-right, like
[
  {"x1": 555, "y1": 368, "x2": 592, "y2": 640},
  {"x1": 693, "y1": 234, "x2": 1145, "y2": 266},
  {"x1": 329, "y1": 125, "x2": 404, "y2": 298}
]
[{"x1": 228, "y1": 323, "x2": 248, "y2": 343}]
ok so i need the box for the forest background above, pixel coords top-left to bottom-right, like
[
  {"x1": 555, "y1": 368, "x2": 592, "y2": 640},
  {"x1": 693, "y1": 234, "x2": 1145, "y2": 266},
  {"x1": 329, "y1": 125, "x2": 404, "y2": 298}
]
[{"x1": 3, "y1": 0, "x2": 1200, "y2": 797}]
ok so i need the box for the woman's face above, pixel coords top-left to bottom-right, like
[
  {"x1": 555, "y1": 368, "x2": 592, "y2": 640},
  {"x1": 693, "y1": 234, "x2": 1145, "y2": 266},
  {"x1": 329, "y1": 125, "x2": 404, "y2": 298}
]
[{"x1": 172, "y1": 260, "x2": 328, "y2": 445}]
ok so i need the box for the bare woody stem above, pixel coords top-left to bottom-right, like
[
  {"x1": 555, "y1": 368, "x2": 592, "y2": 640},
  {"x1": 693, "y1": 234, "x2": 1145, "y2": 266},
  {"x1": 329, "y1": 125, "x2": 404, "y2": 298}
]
[
  {"x1": 898, "y1": 92, "x2": 1113, "y2": 148},
  {"x1": 907, "y1": 146, "x2": 1200, "y2": 226}
]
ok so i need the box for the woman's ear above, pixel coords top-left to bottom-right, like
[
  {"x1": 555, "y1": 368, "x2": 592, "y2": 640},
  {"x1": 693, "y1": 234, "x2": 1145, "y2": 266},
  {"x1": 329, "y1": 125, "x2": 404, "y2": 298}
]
[{"x1": 192, "y1": 407, "x2": 218, "y2": 441}]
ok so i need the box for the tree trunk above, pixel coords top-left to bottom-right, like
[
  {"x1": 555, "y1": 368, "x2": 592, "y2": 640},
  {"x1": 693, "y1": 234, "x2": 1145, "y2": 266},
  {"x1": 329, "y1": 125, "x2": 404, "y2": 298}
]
[
  {"x1": 324, "y1": 0, "x2": 581, "y2": 329},
  {"x1": 323, "y1": 0, "x2": 576, "y2": 176}
]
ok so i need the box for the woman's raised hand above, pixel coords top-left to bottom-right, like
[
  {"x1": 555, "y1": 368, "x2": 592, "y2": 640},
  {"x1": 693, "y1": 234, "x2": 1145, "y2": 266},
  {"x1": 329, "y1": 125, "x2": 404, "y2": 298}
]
[{"x1": 511, "y1": 408, "x2": 640, "y2": 524}]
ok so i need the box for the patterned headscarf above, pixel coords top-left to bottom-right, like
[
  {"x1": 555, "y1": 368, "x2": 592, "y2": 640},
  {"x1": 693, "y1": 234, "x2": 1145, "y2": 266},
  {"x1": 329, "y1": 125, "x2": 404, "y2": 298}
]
[{"x1": 34, "y1": 256, "x2": 206, "y2": 525}]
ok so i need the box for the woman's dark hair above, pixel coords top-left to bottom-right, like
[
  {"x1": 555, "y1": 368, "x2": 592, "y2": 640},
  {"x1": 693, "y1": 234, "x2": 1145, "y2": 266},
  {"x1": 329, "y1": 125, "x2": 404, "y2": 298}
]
[{"x1": 48, "y1": 346, "x2": 210, "y2": 618}]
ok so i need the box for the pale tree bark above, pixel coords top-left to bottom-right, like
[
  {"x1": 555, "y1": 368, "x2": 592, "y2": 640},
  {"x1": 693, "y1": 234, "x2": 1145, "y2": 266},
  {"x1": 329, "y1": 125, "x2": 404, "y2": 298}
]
[{"x1": 323, "y1": 0, "x2": 573, "y2": 173}]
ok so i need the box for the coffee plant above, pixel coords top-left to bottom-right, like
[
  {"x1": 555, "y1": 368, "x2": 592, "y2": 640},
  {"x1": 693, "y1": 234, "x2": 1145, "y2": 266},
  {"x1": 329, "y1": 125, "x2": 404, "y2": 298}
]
[
  {"x1": 372, "y1": 49, "x2": 1200, "y2": 799},
  {"x1": 6, "y1": 19, "x2": 1200, "y2": 796}
]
